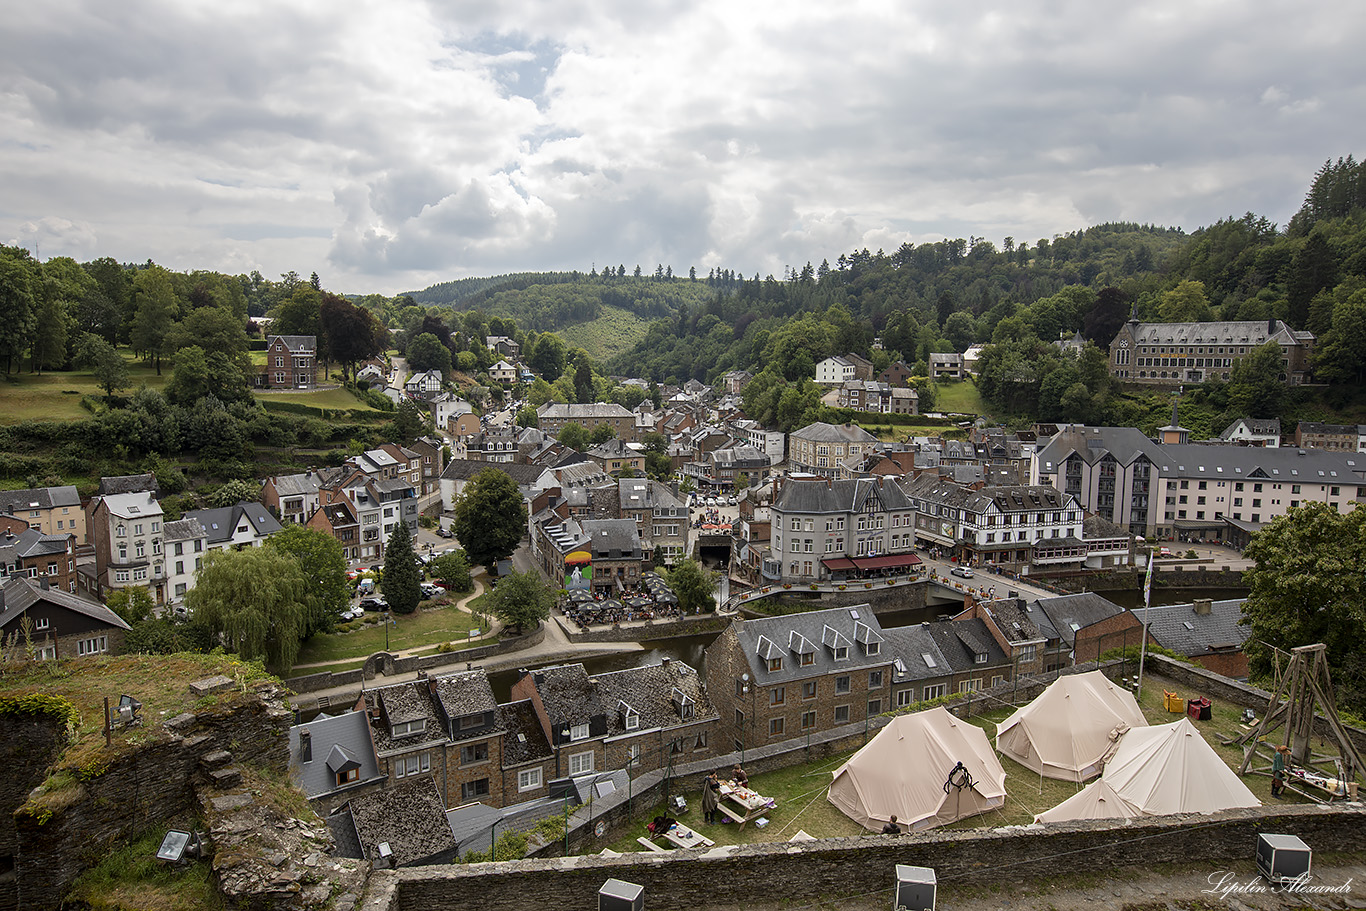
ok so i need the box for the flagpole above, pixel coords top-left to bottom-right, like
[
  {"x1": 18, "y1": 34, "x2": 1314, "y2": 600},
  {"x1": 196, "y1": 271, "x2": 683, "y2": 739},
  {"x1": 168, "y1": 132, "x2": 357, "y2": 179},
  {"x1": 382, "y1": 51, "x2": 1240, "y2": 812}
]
[{"x1": 1135, "y1": 544, "x2": 1155, "y2": 700}]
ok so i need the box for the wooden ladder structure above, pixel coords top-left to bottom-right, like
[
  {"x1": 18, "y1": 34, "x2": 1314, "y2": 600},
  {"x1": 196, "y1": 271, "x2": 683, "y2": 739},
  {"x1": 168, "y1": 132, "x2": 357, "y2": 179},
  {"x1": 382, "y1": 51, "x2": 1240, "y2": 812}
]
[{"x1": 1234, "y1": 643, "x2": 1363, "y2": 798}]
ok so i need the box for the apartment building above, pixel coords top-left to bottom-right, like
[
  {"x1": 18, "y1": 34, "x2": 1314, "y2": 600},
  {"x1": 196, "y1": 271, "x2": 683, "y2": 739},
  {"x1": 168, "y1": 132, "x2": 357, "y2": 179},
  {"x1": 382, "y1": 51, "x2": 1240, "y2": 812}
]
[
  {"x1": 787, "y1": 422, "x2": 878, "y2": 478},
  {"x1": 0, "y1": 486, "x2": 85, "y2": 541},
  {"x1": 767, "y1": 476, "x2": 920, "y2": 583},
  {"x1": 87, "y1": 490, "x2": 167, "y2": 603},
  {"x1": 1107, "y1": 318, "x2": 1313, "y2": 386}
]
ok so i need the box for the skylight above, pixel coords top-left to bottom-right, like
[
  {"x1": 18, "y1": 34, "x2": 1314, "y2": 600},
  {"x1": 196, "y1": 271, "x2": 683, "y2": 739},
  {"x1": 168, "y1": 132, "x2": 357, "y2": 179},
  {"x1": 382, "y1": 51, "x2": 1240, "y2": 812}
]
[{"x1": 922, "y1": 653, "x2": 937, "y2": 668}]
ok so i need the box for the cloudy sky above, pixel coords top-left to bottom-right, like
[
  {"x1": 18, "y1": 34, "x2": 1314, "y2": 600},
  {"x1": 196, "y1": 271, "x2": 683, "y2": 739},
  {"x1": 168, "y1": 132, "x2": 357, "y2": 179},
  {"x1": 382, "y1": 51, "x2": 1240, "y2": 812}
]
[{"x1": 3, "y1": 1, "x2": 1365, "y2": 295}]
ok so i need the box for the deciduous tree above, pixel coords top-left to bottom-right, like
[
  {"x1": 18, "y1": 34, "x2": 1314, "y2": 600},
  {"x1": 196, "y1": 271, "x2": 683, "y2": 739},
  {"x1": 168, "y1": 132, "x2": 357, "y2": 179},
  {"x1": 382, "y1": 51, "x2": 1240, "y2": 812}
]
[
  {"x1": 186, "y1": 547, "x2": 311, "y2": 674},
  {"x1": 487, "y1": 569, "x2": 553, "y2": 634},
  {"x1": 431, "y1": 550, "x2": 472, "y2": 594},
  {"x1": 666, "y1": 558, "x2": 717, "y2": 614},
  {"x1": 130, "y1": 265, "x2": 180, "y2": 374},
  {"x1": 265, "y1": 525, "x2": 350, "y2": 636},
  {"x1": 451, "y1": 468, "x2": 527, "y2": 570}
]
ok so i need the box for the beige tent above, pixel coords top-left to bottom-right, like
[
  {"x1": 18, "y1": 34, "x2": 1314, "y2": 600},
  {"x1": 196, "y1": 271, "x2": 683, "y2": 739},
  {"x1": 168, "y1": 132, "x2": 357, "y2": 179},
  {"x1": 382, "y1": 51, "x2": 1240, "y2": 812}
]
[
  {"x1": 1034, "y1": 778, "x2": 1143, "y2": 824},
  {"x1": 995, "y1": 670, "x2": 1147, "y2": 781},
  {"x1": 1035, "y1": 716, "x2": 1260, "y2": 822},
  {"x1": 829, "y1": 707, "x2": 1007, "y2": 831}
]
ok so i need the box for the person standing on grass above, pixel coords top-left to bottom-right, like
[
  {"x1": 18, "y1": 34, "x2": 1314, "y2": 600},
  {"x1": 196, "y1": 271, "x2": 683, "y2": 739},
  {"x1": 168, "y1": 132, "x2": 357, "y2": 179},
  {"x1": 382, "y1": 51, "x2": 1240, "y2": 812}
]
[
  {"x1": 702, "y1": 770, "x2": 721, "y2": 824},
  {"x1": 1271, "y1": 744, "x2": 1290, "y2": 797}
]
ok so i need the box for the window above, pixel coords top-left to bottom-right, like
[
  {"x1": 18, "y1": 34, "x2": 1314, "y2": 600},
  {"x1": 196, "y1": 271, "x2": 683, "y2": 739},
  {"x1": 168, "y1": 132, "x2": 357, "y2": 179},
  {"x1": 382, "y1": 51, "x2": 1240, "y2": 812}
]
[
  {"x1": 568, "y1": 751, "x2": 595, "y2": 775},
  {"x1": 1017, "y1": 644, "x2": 1037, "y2": 662},
  {"x1": 833, "y1": 646, "x2": 849, "y2": 661},
  {"x1": 461, "y1": 778, "x2": 490, "y2": 800},
  {"x1": 336, "y1": 767, "x2": 359, "y2": 786},
  {"x1": 768, "y1": 717, "x2": 784, "y2": 736},
  {"x1": 867, "y1": 699, "x2": 882, "y2": 715},
  {"x1": 393, "y1": 752, "x2": 430, "y2": 778},
  {"x1": 770, "y1": 686, "x2": 785, "y2": 706},
  {"x1": 960, "y1": 679, "x2": 980, "y2": 693},
  {"x1": 835, "y1": 675, "x2": 850, "y2": 694},
  {"x1": 923, "y1": 684, "x2": 946, "y2": 700},
  {"x1": 626, "y1": 743, "x2": 642, "y2": 768},
  {"x1": 800, "y1": 710, "x2": 816, "y2": 730},
  {"x1": 115, "y1": 570, "x2": 129, "y2": 583},
  {"x1": 518, "y1": 768, "x2": 543, "y2": 791},
  {"x1": 868, "y1": 670, "x2": 883, "y2": 688},
  {"x1": 833, "y1": 705, "x2": 850, "y2": 724},
  {"x1": 35, "y1": 617, "x2": 50, "y2": 630},
  {"x1": 896, "y1": 689, "x2": 915, "y2": 707},
  {"x1": 800, "y1": 651, "x2": 814, "y2": 666},
  {"x1": 460, "y1": 743, "x2": 489, "y2": 765},
  {"x1": 802, "y1": 681, "x2": 817, "y2": 700},
  {"x1": 767, "y1": 656, "x2": 783, "y2": 672},
  {"x1": 735, "y1": 709, "x2": 744, "y2": 727},
  {"x1": 570, "y1": 722, "x2": 590, "y2": 742},
  {"x1": 391, "y1": 719, "x2": 426, "y2": 737},
  {"x1": 77, "y1": 636, "x2": 108, "y2": 656}
]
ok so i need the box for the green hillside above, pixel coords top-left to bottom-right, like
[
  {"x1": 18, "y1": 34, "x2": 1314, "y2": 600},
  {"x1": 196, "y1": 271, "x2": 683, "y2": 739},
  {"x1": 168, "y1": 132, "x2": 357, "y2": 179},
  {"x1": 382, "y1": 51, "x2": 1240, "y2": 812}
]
[{"x1": 558, "y1": 305, "x2": 654, "y2": 363}]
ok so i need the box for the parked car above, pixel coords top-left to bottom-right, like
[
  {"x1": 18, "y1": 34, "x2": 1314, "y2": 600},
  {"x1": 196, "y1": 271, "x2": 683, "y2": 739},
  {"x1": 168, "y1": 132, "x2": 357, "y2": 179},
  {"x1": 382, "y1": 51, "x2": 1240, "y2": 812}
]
[
  {"x1": 420, "y1": 582, "x2": 445, "y2": 599},
  {"x1": 360, "y1": 597, "x2": 389, "y2": 612},
  {"x1": 339, "y1": 607, "x2": 362, "y2": 621},
  {"x1": 950, "y1": 566, "x2": 975, "y2": 579},
  {"x1": 436, "y1": 526, "x2": 454, "y2": 538},
  {"x1": 1158, "y1": 547, "x2": 1173, "y2": 558}
]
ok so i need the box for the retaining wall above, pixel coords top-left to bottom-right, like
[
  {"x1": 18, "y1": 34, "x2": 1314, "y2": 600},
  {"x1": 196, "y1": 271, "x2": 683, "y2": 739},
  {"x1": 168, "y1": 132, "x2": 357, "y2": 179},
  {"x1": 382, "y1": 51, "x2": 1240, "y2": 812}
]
[
  {"x1": 392, "y1": 804, "x2": 1366, "y2": 911},
  {"x1": 286, "y1": 623, "x2": 546, "y2": 694},
  {"x1": 562, "y1": 614, "x2": 731, "y2": 644}
]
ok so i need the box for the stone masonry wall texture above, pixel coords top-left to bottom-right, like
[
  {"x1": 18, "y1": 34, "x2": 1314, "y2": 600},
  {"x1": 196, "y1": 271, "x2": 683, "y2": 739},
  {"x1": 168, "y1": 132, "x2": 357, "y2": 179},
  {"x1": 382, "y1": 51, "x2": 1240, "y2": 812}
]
[
  {"x1": 398, "y1": 805, "x2": 1366, "y2": 911},
  {"x1": 7, "y1": 685, "x2": 291, "y2": 911}
]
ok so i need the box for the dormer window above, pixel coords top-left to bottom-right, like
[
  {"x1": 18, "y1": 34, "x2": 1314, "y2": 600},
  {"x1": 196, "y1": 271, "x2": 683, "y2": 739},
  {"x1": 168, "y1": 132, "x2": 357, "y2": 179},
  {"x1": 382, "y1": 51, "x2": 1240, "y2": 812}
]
[
  {"x1": 768, "y1": 656, "x2": 783, "y2": 672},
  {"x1": 975, "y1": 652, "x2": 988, "y2": 664},
  {"x1": 570, "y1": 722, "x2": 590, "y2": 742},
  {"x1": 865, "y1": 641, "x2": 880, "y2": 655},
  {"x1": 619, "y1": 700, "x2": 639, "y2": 731},
  {"x1": 391, "y1": 719, "x2": 425, "y2": 737},
  {"x1": 834, "y1": 646, "x2": 849, "y2": 661}
]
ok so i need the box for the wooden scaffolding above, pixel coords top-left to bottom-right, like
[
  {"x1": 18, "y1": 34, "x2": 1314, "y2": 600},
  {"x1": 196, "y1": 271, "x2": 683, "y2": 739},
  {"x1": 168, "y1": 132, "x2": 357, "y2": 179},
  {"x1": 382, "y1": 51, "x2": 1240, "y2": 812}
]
[{"x1": 1233, "y1": 643, "x2": 1363, "y2": 801}]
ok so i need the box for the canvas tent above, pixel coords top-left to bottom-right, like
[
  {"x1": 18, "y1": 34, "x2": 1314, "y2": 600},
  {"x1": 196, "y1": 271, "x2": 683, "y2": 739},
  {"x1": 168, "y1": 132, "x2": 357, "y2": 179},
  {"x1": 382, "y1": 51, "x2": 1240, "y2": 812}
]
[
  {"x1": 1034, "y1": 716, "x2": 1260, "y2": 822},
  {"x1": 828, "y1": 706, "x2": 1007, "y2": 831},
  {"x1": 1034, "y1": 778, "x2": 1143, "y2": 824},
  {"x1": 995, "y1": 670, "x2": 1147, "y2": 781}
]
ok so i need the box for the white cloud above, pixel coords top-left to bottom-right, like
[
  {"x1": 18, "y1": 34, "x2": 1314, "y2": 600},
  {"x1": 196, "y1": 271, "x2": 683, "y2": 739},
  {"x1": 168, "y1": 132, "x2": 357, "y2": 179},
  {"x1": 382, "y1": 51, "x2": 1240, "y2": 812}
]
[{"x1": 3, "y1": 0, "x2": 1366, "y2": 293}]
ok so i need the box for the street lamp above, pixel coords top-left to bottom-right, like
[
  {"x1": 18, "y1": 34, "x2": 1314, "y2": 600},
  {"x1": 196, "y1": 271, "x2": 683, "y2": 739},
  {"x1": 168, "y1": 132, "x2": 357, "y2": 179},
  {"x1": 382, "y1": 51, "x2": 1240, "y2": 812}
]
[{"x1": 740, "y1": 673, "x2": 749, "y2": 764}]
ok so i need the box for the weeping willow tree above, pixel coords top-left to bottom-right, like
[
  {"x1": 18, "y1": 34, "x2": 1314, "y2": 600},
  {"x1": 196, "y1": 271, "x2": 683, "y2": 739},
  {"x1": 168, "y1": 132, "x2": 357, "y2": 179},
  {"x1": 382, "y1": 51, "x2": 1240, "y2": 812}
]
[{"x1": 186, "y1": 547, "x2": 311, "y2": 674}]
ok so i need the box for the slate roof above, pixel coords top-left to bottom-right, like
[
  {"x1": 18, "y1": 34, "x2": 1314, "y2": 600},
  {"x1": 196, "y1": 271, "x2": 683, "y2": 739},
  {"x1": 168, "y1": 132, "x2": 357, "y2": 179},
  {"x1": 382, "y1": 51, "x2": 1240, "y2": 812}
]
[
  {"x1": 790, "y1": 422, "x2": 878, "y2": 444},
  {"x1": 881, "y1": 624, "x2": 952, "y2": 683},
  {"x1": 1143, "y1": 599, "x2": 1251, "y2": 658},
  {"x1": 1158, "y1": 443, "x2": 1364, "y2": 483},
  {"x1": 0, "y1": 528, "x2": 70, "y2": 562},
  {"x1": 964, "y1": 485, "x2": 1068, "y2": 515},
  {"x1": 267, "y1": 472, "x2": 320, "y2": 498},
  {"x1": 592, "y1": 660, "x2": 716, "y2": 736},
  {"x1": 96, "y1": 491, "x2": 163, "y2": 520},
  {"x1": 0, "y1": 485, "x2": 82, "y2": 514},
  {"x1": 582, "y1": 518, "x2": 642, "y2": 557},
  {"x1": 341, "y1": 776, "x2": 457, "y2": 867},
  {"x1": 271, "y1": 335, "x2": 317, "y2": 353},
  {"x1": 728, "y1": 605, "x2": 891, "y2": 684},
  {"x1": 1122, "y1": 319, "x2": 1302, "y2": 347},
  {"x1": 289, "y1": 710, "x2": 383, "y2": 799},
  {"x1": 0, "y1": 576, "x2": 131, "y2": 632},
  {"x1": 364, "y1": 682, "x2": 444, "y2": 755},
  {"x1": 1082, "y1": 512, "x2": 1129, "y2": 540},
  {"x1": 1219, "y1": 417, "x2": 1281, "y2": 439},
  {"x1": 94, "y1": 475, "x2": 159, "y2": 497},
  {"x1": 1030, "y1": 592, "x2": 1128, "y2": 646},
  {"x1": 183, "y1": 503, "x2": 283, "y2": 545},
  {"x1": 431, "y1": 670, "x2": 502, "y2": 741},
  {"x1": 927, "y1": 617, "x2": 1008, "y2": 672},
  {"x1": 772, "y1": 477, "x2": 911, "y2": 514},
  {"x1": 537, "y1": 403, "x2": 634, "y2": 420},
  {"x1": 440, "y1": 459, "x2": 545, "y2": 486},
  {"x1": 162, "y1": 517, "x2": 207, "y2": 544},
  {"x1": 531, "y1": 664, "x2": 606, "y2": 725},
  {"x1": 618, "y1": 478, "x2": 685, "y2": 512},
  {"x1": 1035, "y1": 427, "x2": 1169, "y2": 473},
  {"x1": 499, "y1": 699, "x2": 554, "y2": 766},
  {"x1": 978, "y1": 598, "x2": 1045, "y2": 645}
]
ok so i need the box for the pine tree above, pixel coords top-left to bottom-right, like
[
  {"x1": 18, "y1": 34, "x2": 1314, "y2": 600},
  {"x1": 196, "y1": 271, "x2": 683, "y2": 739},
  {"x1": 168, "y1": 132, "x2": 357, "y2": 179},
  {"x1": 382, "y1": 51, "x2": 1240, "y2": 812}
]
[{"x1": 382, "y1": 520, "x2": 422, "y2": 615}]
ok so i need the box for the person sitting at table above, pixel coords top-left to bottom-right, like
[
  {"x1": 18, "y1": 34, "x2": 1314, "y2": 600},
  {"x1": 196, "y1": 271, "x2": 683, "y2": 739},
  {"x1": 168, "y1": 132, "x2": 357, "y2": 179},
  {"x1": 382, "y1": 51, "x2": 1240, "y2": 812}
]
[
  {"x1": 702, "y1": 770, "x2": 721, "y2": 824},
  {"x1": 648, "y1": 814, "x2": 677, "y2": 835},
  {"x1": 881, "y1": 815, "x2": 902, "y2": 835},
  {"x1": 731, "y1": 764, "x2": 749, "y2": 787}
]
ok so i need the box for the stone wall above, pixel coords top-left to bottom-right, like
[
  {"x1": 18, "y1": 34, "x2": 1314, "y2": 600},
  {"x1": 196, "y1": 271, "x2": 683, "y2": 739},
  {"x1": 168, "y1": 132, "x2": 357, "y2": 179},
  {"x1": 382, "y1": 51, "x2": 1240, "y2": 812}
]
[
  {"x1": 562, "y1": 614, "x2": 731, "y2": 644},
  {"x1": 1147, "y1": 653, "x2": 1366, "y2": 756},
  {"x1": 0, "y1": 705, "x2": 69, "y2": 911},
  {"x1": 393, "y1": 804, "x2": 1366, "y2": 911},
  {"x1": 8, "y1": 683, "x2": 292, "y2": 911},
  {"x1": 1048, "y1": 564, "x2": 1247, "y2": 592},
  {"x1": 738, "y1": 583, "x2": 927, "y2": 619},
  {"x1": 286, "y1": 623, "x2": 546, "y2": 694}
]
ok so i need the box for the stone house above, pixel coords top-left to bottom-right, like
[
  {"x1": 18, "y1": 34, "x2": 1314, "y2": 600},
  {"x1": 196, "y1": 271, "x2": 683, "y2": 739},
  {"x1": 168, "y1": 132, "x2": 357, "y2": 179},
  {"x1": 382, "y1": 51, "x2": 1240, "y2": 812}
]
[
  {"x1": 510, "y1": 664, "x2": 610, "y2": 781},
  {"x1": 0, "y1": 528, "x2": 77, "y2": 594},
  {"x1": 1106, "y1": 318, "x2": 1313, "y2": 387},
  {"x1": 924, "y1": 616, "x2": 1015, "y2": 694},
  {"x1": 289, "y1": 710, "x2": 386, "y2": 813},
  {"x1": 305, "y1": 500, "x2": 360, "y2": 561},
  {"x1": 787, "y1": 422, "x2": 878, "y2": 478},
  {"x1": 767, "y1": 476, "x2": 920, "y2": 584},
  {"x1": 0, "y1": 576, "x2": 130, "y2": 660},
  {"x1": 262, "y1": 470, "x2": 323, "y2": 525},
  {"x1": 882, "y1": 622, "x2": 955, "y2": 709},
  {"x1": 1143, "y1": 598, "x2": 1251, "y2": 679},
  {"x1": 0, "y1": 486, "x2": 84, "y2": 542},
  {"x1": 1028, "y1": 592, "x2": 1148, "y2": 672},
  {"x1": 87, "y1": 490, "x2": 167, "y2": 603},
  {"x1": 537, "y1": 403, "x2": 639, "y2": 443},
  {"x1": 258, "y1": 335, "x2": 320, "y2": 389},
  {"x1": 704, "y1": 606, "x2": 894, "y2": 753}
]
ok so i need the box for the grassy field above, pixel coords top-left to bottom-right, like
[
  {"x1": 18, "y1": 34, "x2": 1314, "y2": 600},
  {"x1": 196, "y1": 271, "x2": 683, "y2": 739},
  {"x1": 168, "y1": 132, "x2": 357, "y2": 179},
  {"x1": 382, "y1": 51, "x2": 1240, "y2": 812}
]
[
  {"x1": 599, "y1": 672, "x2": 1298, "y2": 854},
  {"x1": 293, "y1": 600, "x2": 487, "y2": 666},
  {"x1": 255, "y1": 386, "x2": 379, "y2": 411},
  {"x1": 934, "y1": 378, "x2": 985, "y2": 415},
  {"x1": 0, "y1": 358, "x2": 168, "y2": 423},
  {"x1": 857, "y1": 422, "x2": 969, "y2": 442},
  {"x1": 558, "y1": 305, "x2": 652, "y2": 363}
]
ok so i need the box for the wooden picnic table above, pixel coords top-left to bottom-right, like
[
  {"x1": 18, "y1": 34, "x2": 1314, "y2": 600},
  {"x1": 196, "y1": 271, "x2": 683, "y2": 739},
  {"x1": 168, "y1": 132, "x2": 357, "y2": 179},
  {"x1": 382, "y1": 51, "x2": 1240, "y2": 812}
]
[
  {"x1": 717, "y1": 781, "x2": 775, "y2": 830},
  {"x1": 657, "y1": 822, "x2": 714, "y2": 850}
]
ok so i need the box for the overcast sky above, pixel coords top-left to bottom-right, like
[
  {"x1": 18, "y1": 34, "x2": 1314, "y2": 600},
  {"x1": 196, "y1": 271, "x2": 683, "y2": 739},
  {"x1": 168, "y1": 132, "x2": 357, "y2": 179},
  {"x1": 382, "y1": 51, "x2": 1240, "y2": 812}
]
[{"x1": 4, "y1": 1, "x2": 1365, "y2": 296}]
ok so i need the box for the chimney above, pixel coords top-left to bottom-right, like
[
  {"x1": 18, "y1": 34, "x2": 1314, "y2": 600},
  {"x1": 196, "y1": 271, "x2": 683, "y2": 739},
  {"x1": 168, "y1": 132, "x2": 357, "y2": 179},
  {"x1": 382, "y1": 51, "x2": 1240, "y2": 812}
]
[
  {"x1": 300, "y1": 730, "x2": 312, "y2": 762},
  {"x1": 1193, "y1": 599, "x2": 1212, "y2": 616},
  {"x1": 661, "y1": 657, "x2": 671, "y2": 670}
]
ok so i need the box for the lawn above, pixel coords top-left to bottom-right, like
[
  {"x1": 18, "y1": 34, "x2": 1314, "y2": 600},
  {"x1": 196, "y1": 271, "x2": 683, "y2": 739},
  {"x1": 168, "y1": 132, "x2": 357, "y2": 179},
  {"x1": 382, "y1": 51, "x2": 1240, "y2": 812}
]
[
  {"x1": 255, "y1": 386, "x2": 380, "y2": 411},
  {"x1": 293, "y1": 601, "x2": 487, "y2": 666},
  {"x1": 597, "y1": 672, "x2": 1296, "y2": 854},
  {"x1": 856, "y1": 422, "x2": 969, "y2": 443},
  {"x1": 933, "y1": 378, "x2": 985, "y2": 415},
  {"x1": 0, "y1": 358, "x2": 168, "y2": 423}
]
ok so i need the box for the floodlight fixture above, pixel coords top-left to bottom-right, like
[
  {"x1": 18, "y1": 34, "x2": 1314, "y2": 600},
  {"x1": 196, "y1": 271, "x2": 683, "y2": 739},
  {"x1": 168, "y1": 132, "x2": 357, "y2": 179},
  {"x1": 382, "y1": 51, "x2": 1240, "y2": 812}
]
[{"x1": 156, "y1": 829, "x2": 201, "y2": 863}]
